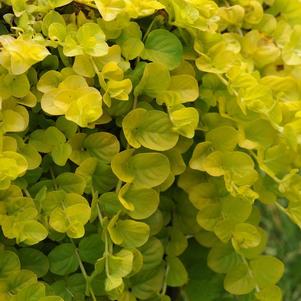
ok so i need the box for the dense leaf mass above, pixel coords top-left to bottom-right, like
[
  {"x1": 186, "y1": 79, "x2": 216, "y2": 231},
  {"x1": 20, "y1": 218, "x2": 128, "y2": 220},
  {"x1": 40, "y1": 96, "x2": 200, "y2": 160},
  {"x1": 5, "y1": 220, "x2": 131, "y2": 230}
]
[{"x1": 0, "y1": 0, "x2": 300, "y2": 300}]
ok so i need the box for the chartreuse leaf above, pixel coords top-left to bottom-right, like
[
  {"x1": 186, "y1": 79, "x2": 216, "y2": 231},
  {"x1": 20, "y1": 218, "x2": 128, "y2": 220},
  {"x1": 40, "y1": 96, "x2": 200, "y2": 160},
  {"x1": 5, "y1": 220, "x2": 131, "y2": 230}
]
[
  {"x1": 48, "y1": 243, "x2": 79, "y2": 276},
  {"x1": 0, "y1": 250, "x2": 20, "y2": 278},
  {"x1": 208, "y1": 243, "x2": 242, "y2": 274},
  {"x1": 0, "y1": 35, "x2": 49, "y2": 74},
  {"x1": 169, "y1": 107, "x2": 199, "y2": 138},
  {"x1": 112, "y1": 150, "x2": 170, "y2": 188},
  {"x1": 106, "y1": 249, "x2": 134, "y2": 291},
  {"x1": 206, "y1": 126, "x2": 239, "y2": 151},
  {"x1": 232, "y1": 223, "x2": 261, "y2": 250},
  {"x1": 0, "y1": 270, "x2": 38, "y2": 298},
  {"x1": 76, "y1": 23, "x2": 109, "y2": 57},
  {"x1": 56, "y1": 172, "x2": 86, "y2": 194},
  {"x1": 166, "y1": 256, "x2": 188, "y2": 287},
  {"x1": 118, "y1": 183, "x2": 160, "y2": 219},
  {"x1": 108, "y1": 216, "x2": 150, "y2": 248},
  {"x1": 83, "y1": 132, "x2": 120, "y2": 162},
  {"x1": 250, "y1": 256, "x2": 284, "y2": 288},
  {"x1": 40, "y1": 75, "x2": 103, "y2": 127},
  {"x1": 134, "y1": 63, "x2": 170, "y2": 98},
  {"x1": 255, "y1": 285, "x2": 282, "y2": 301},
  {"x1": 94, "y1": 0, "x2": 126, "y2": 21},
  {"x1": 14, "y1": 282, "x2": 46, "y2": 301},
  {"x1": 122, "y1": 108, "x2": 179, "y2": 151},
  {"x1": 224, "y1": 263, "x2": 256, "y2": 295},
  {"x1": 142, "y1": 29, "x2": 183, "y2": 70}
]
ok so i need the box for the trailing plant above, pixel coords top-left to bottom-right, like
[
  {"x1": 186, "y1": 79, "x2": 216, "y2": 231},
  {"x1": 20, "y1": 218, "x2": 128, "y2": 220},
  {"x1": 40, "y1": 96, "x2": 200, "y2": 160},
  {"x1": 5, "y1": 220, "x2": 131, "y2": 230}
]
[{"x1": 0, "y1": 0, "x2": 301, "y2": 300}]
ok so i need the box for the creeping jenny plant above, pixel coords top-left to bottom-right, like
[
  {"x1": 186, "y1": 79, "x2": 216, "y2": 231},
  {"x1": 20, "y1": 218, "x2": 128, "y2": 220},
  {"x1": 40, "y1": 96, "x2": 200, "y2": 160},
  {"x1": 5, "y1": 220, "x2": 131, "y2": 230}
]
[{"x1": 1, "y1": 0, "x2": 301, "y2": 300}]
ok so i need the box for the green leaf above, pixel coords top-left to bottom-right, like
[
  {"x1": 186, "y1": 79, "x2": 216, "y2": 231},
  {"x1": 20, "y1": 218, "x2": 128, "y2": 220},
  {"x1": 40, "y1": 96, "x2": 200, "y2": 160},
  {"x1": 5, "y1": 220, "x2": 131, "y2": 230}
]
[
  {"x1": 83, "y1": 132, "x2": 120, "y2": 163},
  {"x1": 250, "y1": 256, "x2": 284, "y2": 288},
  {"x1": 18, "y1": 248, "x2": 49, "y2": 277},
  {"x1": 170, "y1": 107, "x2": 199, "y2": 138},
  {"x1": 112, "y1": 151, "x2": 171, "y2": 188},
  {"x1": 79, "y1": 234, "x2": 105, "y2": 264},
  {"x1": 139, "y1": 238, "x2": 164, "y2": 271},
  {"x1": 106, "y1": 249, "x2": 134, "y2": 291},
  {"x1": 224, "y1": 263, "x2": 256, "y2": 295},
  {"x1": 166, "y1": 256, "x2": 188, "y2": 287},
  {"x1": 135, "y1": 63, "x2": 170, "y2": 97},
  {"x1": 255, "y1": 285, "x2": 282, "y2": 301},
  {"x1": 76, "y1": 23, "x2": 109, "y2": 57},
  {"x1": 232, "y1": 223, "x2": 261, "y2": 250},
  {"x1": 51, "y1": 143, "x2": 72, "y2": 166},
  {"x1": 48, "y1": 243, "x2": 79, "y2": 276},
  {"x1": 122, "y1": 108, "x2": 179, "y2": 151},
  {"x1": 142, "y1": 29, "x2": 183, "y2": 70},
  {"x1": 15, "y1": 282, "x2": 45, "y2": 301},
  {"x1": 56, "y1": 173, "x2": 86, "y2": 194},
  {"x1": 206, "y1": 126, "x2": 239, "y2": 151},
  {"x1": 18, "y1": 220, "x2": 48, "y2": 245},
  {"x1": 118, "y1": 183, "x2": 160, "y2": 219},
  {"x1": 208, "y1": 243, "x2": 242, "y2": 274},
  {"x1": 0, "y1": 250, "x2": 20, "y2": 279},
  {"x1": 76, "y1": 157, "x2": 118, "y2": 193},
  {"x1": 108, "y1": 217, "x2": 150, "y2": 248}
]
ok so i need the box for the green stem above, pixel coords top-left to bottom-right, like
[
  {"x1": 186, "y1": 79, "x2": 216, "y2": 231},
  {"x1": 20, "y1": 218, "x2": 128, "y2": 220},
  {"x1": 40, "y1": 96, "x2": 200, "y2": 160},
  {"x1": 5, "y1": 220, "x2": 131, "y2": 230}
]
[
  {"x1": 70, "y1": 239, "x2": 97, "y2": 301},
  {"x1": 142, "y1": 16, "x2": 159, "y2": 42},
  {"x1": 50, "y1": 167, "x2": 58, "y2": 190},
  {"x1": 96, "y1": 204, "x2": 111, "y2": 277}
]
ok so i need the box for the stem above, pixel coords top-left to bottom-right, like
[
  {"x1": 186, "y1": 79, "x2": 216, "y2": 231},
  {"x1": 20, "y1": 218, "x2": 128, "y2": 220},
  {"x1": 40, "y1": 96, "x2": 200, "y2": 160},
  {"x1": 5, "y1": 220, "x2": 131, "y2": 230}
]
[
  {"x1": 50, "y1": 167, "x2": 58, "y2": 190},
  {"x1": 96, "y1": 204, "x2": 111, "y2": 277},
  {"x1": 115, "y1": 180, "x2": 123, "y2": 194},
  {"x1": 161, "y1": 264, "x2": 170, "y2": 296},
  {"x1": 70, "y1": 239, "x2": 97, "y2": 301},
  {"x1": 142, "y1": 16, "x2": 159, "y2": 42},
  {"x1": 23, "y1": 188, "x2": 31, "y2": 198}
]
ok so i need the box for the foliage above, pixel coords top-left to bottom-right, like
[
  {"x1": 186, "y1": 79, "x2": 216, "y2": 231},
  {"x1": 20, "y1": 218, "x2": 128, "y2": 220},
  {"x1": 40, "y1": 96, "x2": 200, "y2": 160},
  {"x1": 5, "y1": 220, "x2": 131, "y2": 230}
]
[{"x1": 0, "y1": 0, "x2": 301, "y2": 300}]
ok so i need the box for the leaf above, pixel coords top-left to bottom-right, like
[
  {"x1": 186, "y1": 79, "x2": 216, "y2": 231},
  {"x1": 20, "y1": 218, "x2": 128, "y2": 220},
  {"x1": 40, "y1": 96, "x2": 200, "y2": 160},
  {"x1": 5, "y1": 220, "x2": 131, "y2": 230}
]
[
  {"x1": 128, "y1": 153, "x2": 171, "y2": 188},
  {"x1": 250, "y1": 256, "x2": 284, "y2": 288},
  {"x1": 106, "y1": 249, "x2": 134, "y2": 291},
  {"x1": 118, "y1": 183, "x2": 160, "y2": 219},
  {"x1": 142, "y1": 29, "x2": 183, "y2": 70},
  {"x1": 208, "y1": 243, "x2": 242, "y2": 274},
  {"x1": 18, "y1": 248, "x2": 49, "y2": 277},
  {"x1": 79, "y1": 234, "x2": 105, "y2": 264},
  {"x1": 224, "y1": 263, "x2": 256, "y2": 295},
  {"x1": 139, "y1": 238, "x2": 164, "y2": 271},
  {"x1": 51, "y1": 143, "x2": 72, "y2": 166},
  {"x1": 170, "y1": 107, "x2": 199, "y2": 138},
  {"x1": 135, "y1": 63, "x2": 170, "y2": 97},
  {"x1": 76, "y1": 23, "x2": 109, "y2": 57},
  {"x1": 83, "y1": 132, "x2": 120, "y2": 163},
  {"x1": 15, "y1": 282, "x2": 46, "y2": 301},
  {"x1": 56, "y1": 173, "x2": 86, "y2": 194},
  {"x1": 166, "y1": 256, "x2": 188, "y2": 287},
  {"x1": 0, "y1": 250, "x2": 20, "y2": 279},
  {"x1": 232, "y1": 223, "x2": 261, "y2": 250},
  {"x1": 48, "y1": 243, "x2": 79, "y2": 276},
  {"x1": 123, "y1": 108, "x2": 179, "y2": 151},
  {"x1": 206, "y1": 126, "x2": 239, "y2": 151},
  {"x1": 108, "y1": 217, "x2": 150, "y2": 248},
  {"x1": 255, "y1": 285, "x2": 282, "y2": 301},
  {"x1": 18, "y1": 220, "x2": 48, "y2": 245}
]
